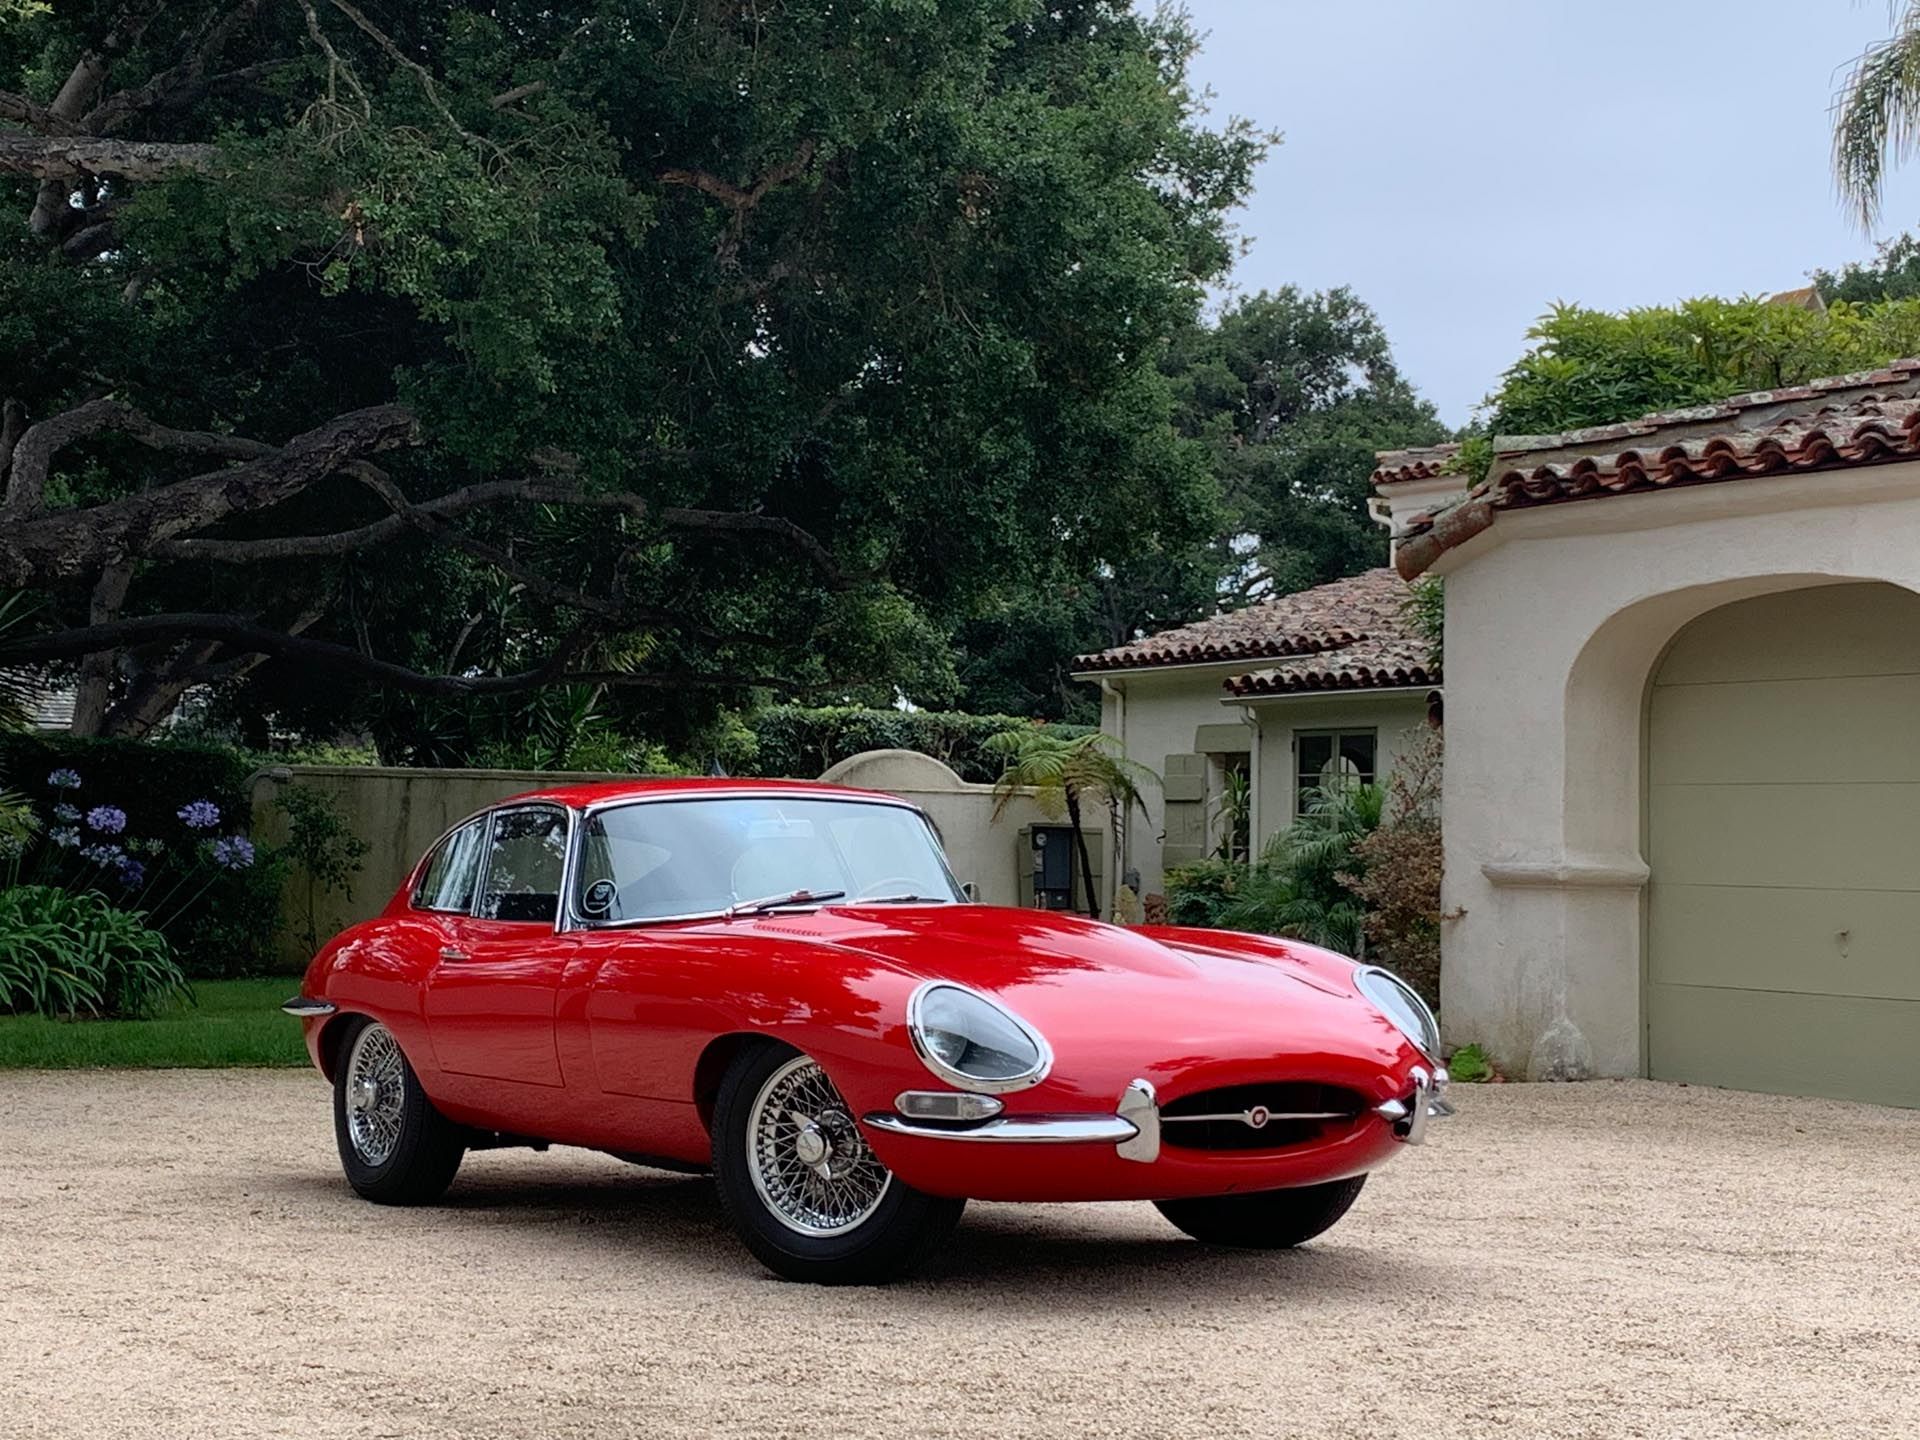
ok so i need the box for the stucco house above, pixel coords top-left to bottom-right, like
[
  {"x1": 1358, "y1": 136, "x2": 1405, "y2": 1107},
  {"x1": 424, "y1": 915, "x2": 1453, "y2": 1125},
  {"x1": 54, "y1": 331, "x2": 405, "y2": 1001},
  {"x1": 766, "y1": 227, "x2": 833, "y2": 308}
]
[
  {"x1": 1072, "y1": 568, "x2": 1439, "y2": 906},
  {"x1": 1373, "y1": 361, "x2": 1920, "y2": 1107}
]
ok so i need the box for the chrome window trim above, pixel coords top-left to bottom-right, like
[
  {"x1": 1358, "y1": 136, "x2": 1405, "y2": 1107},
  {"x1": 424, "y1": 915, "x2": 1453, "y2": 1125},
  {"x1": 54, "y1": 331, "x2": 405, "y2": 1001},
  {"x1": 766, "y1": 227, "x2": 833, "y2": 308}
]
[
  {"x1": 409, "y1": 812, "x2": 494, "y2": 915},
  {"x1": 904, "y1": 980, "x2": 1053, "y2": 1095},
  {"x1": 559, "y1": 790, "x2": 961, "y2": 933},
  {"x1": 469, "y1": 800, "x2": 571, "y2": 928}
]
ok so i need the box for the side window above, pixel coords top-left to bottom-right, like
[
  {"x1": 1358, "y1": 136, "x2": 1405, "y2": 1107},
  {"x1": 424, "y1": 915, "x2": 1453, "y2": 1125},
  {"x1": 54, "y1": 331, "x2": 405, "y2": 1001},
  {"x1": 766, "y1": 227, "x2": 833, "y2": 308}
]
[
  {"x1": 1294, "y1": 729, "x2": 1377, "y2": 818},
  {"x1": 413, "y1": 819, "x2": 487, "y2": 913},
  {"x1": 476, "y1": 806, "x2": 568, "y2": 923}
]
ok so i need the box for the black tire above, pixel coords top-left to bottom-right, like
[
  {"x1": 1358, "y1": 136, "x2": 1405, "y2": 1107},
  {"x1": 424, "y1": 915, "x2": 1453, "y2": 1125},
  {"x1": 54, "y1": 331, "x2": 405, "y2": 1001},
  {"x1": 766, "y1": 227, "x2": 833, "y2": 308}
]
[
  {"x1": 332, "y1": 1016, "x2": 466, "y2": 1206},
  {"x1": 712, "y1": 1041, "x2": 965, "y2": 1284},
  {"x1": 1154, "y1": 1175, "x2": 1367, "y2": 1249}
]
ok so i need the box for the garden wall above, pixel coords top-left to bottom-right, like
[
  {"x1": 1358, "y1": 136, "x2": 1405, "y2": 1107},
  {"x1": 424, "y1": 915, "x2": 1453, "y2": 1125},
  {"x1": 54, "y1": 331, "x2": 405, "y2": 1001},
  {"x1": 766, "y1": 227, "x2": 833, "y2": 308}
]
[
  {"x1": 255, "y1": 754, "x2": 1106, "y2": 966},
  {"x1": 251, "y1": 764, "x2": 616, "y2": 967}
]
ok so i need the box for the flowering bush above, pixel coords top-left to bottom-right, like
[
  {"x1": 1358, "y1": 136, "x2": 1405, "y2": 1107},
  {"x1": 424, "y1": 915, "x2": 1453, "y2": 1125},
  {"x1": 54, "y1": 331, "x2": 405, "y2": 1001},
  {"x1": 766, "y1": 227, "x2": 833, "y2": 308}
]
[
  {"x1": 0, "y1": 735, "x2": 281, "y2": 977},
  {"x1": 3, "y1": 775, "x2": 257, "y2": 945}
]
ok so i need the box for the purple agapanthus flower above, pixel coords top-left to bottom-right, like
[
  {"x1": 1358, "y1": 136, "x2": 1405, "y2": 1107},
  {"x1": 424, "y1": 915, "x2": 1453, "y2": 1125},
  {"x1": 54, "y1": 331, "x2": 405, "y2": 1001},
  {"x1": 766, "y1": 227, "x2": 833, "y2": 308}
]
[
  {"x1": 48, "y1": 768, "x2": 81, "y2": 790},
  {"x1": 116, "y1": 858, "x2": 147, "y2": 888},
  {"x1": 177, "y1": 799, "x2": 221, "y2": 830},
  {"x1": 211, "y1": 835, "x2": 256, "y2": 870},
  {"x1": 52, "y1": 803, "x2": 80, "y2": 823},
  {"x1": 80, "y1": 842, "x2": 126, "y2": 867},
  {"x1": 49, "y1": 826, "x2": 80, "y2": 849},
  {"x1": 86, "y1": 805, "x2": 127, "y2": 835}
]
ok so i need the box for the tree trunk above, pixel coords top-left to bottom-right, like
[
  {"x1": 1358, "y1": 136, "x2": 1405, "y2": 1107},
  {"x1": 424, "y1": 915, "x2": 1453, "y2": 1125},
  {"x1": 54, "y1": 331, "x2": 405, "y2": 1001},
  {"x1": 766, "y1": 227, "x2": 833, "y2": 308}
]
[
  {"x1": 1065, "y1": 786, "x2": 1099, "y2": 920},
  {"x1": 68, "y1": 558, "x2": 132, "y2": 736}
]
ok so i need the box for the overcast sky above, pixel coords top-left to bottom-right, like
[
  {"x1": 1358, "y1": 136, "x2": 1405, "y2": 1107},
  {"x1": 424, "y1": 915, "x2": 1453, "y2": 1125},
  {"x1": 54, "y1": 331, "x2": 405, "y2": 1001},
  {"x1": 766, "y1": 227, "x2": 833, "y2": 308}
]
[{"x1": 1181, "y1": 0, "x2": 1920, "y2": 427}]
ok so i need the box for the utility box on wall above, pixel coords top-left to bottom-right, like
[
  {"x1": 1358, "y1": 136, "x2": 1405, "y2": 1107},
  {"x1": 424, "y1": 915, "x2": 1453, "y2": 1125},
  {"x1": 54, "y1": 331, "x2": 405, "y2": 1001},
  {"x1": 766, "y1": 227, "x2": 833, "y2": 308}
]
[{"x1": 1017, "y1": 825, "x2": 1104, "y2": 913}]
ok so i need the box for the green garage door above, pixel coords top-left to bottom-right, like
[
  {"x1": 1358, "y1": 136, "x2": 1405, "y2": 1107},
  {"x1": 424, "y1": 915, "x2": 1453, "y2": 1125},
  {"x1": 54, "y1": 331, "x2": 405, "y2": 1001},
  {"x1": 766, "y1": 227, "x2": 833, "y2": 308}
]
[{"x1": 1647, "y1": 582, "x2": 1920, "y2": 1107}]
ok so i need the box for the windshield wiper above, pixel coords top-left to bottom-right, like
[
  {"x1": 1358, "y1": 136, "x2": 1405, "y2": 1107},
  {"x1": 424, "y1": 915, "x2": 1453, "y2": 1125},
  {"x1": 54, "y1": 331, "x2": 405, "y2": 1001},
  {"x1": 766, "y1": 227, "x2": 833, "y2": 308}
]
[
  {"x1": 856, "y1": 893, "x2": 949, "y2": 904},
  {"x1": 724, "y1": 888, "x2": 846, "y2": 918}
]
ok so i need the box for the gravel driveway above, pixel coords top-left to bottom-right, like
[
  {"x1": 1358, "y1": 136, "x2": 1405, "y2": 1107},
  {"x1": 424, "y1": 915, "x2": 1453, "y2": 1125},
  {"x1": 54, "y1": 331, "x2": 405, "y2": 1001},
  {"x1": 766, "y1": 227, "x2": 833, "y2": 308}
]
[{"x1": 2, "y1": 1072, "x2": 1915, "y2": 1440}]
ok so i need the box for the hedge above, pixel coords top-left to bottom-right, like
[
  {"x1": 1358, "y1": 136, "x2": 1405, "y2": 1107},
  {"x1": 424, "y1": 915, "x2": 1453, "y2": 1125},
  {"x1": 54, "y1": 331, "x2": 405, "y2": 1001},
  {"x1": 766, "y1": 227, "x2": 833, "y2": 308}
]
[
  {"x1": 737, "y1": 706, "x2": 1097, "y2": 785},
  {"x1": 0, "y1": 734, "x2": 287, "y2": 978}
]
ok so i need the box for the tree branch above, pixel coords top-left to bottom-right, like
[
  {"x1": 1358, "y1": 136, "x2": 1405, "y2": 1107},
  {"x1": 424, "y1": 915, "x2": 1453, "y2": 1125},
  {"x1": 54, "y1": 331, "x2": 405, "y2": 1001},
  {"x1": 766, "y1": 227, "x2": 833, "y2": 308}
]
[
  {"x1": 659, "y1": 505, "x2": 846, "y2": 583},
  {"x1": 4, "y1": 397, "x2": 273, "y2": 516},
  {"x1": 661, "y1": 139, "x2": 816, "y2": 213},
  {"x1": 0, "y1": 91, "x2": 74, "y2": 135},
  {"x1": 0, "y1": 614, "x2": 793, "y2": 697},
  {"x1": 0, "y1": 402, "x2": 419, "y2": 586},
  {"x1": 0, "y1": 135, "x2": 219, "y2": 181},
  {"x1": 81, "y1": 2, "x2": 265, "y2": 136},
  {"x1": 489, "y1": 80, "x2": 547, "y2": 110}
]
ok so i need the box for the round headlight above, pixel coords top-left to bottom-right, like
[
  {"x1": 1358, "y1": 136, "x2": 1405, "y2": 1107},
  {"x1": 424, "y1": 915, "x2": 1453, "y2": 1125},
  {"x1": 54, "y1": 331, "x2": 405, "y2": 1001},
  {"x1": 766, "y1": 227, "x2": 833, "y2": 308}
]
[
  {"x1": 907, "y1": 983, "x2": 1051, "y2": 1092},
  {"x1": 1355, "y1": 966, "x2": 1440, "y2": 1059}
]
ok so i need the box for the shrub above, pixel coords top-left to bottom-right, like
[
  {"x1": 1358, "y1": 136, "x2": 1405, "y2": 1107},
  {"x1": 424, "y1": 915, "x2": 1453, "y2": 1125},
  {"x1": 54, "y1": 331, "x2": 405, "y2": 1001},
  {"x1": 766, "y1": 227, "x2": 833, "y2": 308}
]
[
  {"x1": 0, "y1": 885, "x2": 189, "y2": 1018},
  {"x1": 1164, "y1": 857, "x2": 1248, "y2": 927},
  {"x1": 0, "y1": 734, "x2": 282, "y2": 977},
  {"x1": 1164, "y1": 783, "x2": 1383, "y2": 954},
  {"x1": 1447, "y1": 1043, "x2": 1495, "y2": 1083},
  {"x1": 741, "y1": 706, "x2": 1097, "y2": 784},
  {"x1": 1340, "y1": 730, "x2": 1445, "y2": 1005},
  {"x1": 273, "y1": 785, "x2": 372, "y2": 957}
]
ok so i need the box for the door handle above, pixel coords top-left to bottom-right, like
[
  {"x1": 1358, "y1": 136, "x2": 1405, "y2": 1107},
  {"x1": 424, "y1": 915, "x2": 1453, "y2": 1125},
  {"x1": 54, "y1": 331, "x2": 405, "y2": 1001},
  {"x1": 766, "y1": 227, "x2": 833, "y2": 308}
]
[{"x1": 438, "y1": 946, "x2": 471, "y2": 962}]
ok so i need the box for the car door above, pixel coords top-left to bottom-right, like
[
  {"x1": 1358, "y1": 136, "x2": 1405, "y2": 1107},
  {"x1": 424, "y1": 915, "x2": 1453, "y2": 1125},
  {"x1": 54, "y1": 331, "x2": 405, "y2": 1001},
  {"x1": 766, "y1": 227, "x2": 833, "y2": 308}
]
[{"x1": 423, "y1": 803, "x2": 571, "y2": 1088}]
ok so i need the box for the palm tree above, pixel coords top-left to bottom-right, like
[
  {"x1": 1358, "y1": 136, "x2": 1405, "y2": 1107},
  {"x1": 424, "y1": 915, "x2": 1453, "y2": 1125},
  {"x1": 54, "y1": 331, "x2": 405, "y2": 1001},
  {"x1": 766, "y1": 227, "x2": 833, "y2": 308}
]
[
  {"x1": 986, "y1": 728, "x2": 1154, "y2": 920},
  {"x1": 1219, "y1": 781, "x2": 1384, "y2": 955},
  {"x1": 1834, "y1": 4, "x2": 1920, "y2": 228}
]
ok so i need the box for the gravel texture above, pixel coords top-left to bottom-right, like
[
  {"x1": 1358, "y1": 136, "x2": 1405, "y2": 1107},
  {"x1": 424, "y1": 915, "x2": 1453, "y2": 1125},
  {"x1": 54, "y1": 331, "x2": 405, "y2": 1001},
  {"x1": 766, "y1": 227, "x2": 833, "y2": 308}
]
[{"x1": 2, "y1": 1071, "x2": 1916, "y2": 1440}]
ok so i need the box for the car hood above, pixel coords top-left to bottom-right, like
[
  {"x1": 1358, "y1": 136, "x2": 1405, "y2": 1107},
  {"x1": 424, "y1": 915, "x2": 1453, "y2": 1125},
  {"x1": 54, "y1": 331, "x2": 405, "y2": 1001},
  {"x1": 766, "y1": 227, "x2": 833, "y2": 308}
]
[{"x1": 718, "y1": 904, "x2": 1415, "y2": 1102}]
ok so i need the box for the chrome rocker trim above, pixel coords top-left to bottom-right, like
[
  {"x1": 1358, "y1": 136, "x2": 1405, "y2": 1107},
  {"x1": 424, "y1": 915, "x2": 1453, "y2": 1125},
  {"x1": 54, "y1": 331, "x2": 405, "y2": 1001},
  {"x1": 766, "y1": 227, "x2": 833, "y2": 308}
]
[
  {"x1": 1373, "y1": 1066, "x2": 1453, "y2": 1145},
  {"x1": 281, "y1": 996, "x2": 337, "y2": 1017}
]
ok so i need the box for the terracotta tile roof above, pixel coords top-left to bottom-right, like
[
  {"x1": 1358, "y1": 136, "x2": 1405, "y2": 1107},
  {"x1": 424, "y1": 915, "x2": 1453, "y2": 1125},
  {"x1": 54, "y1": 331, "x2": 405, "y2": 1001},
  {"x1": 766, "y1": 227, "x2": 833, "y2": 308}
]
[
  {"x1": 1390, "y1": 361, "x2": 1920, "y2": 579},
  {"x1": 1224, "y1": 633, "x2": 1438, "y2": 697},
  {"x1": 1076, "y1": 568, "x2": 1436, "y2": 696},
  {"x1": 1371, "y1": 443, "x2": 1462, "y2": 486}
]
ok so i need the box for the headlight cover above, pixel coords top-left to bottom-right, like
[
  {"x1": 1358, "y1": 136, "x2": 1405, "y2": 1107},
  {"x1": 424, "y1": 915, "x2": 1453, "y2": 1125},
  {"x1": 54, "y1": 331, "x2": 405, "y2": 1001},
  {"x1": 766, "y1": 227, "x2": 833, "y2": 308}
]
[
  {"x1": 1355, "y1": 966, "x2": 1440, "y2": 1060},
  {"x1": 907, "y1": 982, "x2": 1051, "y2": 1093}
]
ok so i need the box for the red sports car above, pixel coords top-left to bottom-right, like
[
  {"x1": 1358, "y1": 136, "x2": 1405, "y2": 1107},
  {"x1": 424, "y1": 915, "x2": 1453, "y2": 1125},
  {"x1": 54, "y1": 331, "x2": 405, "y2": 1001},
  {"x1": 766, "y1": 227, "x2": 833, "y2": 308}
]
[{"x1": 286, "y1": 778, "x2": 1451, "y2": 1283}]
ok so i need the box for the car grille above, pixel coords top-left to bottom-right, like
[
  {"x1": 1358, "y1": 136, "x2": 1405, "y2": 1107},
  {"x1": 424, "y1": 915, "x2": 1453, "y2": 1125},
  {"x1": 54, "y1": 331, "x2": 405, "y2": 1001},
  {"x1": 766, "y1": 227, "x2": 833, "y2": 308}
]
[{"x1": 1159, "y1": 1082, "x2": 1370, "y2": 1151}]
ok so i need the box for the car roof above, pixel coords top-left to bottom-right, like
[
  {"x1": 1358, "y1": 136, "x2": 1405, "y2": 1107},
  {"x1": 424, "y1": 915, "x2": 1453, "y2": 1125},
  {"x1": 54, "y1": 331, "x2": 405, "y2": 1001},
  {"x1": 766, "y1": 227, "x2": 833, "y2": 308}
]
[{"x1": 495, "y1": 776, "x2": 908, "y2": 811}]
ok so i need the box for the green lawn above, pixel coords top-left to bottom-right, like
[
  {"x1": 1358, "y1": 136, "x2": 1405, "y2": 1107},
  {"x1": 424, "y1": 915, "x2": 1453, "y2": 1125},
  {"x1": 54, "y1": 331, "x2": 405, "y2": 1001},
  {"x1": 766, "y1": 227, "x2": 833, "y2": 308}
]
[{"x1": 0, "y1": 977, "x2": 310, "y2": 1069}]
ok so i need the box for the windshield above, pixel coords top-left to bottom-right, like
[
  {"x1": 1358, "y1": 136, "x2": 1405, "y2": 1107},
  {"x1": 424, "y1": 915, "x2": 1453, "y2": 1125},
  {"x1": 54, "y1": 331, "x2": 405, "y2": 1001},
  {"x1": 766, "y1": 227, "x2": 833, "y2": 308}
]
[{"x1": 572, "y1": 796, "x2": 964, "y2": 924}]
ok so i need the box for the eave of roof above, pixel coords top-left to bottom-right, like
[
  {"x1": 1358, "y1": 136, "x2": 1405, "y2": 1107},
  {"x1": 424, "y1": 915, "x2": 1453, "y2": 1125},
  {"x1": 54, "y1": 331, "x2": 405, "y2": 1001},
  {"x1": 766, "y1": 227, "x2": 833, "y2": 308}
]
[
  {"x1": 1371, "y1": 443, "x2": 1463, "y2": 487},
  {"x1": 1388, "y1": 361, "x2": 1920, "y2": 579}
]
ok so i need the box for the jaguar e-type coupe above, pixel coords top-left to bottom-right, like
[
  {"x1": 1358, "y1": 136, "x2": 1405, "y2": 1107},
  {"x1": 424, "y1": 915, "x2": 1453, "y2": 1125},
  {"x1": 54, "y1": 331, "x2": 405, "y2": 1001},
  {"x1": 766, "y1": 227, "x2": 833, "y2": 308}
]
[{"x1": 285, "y1": 778, "x2": 1451, "y2": 1283}]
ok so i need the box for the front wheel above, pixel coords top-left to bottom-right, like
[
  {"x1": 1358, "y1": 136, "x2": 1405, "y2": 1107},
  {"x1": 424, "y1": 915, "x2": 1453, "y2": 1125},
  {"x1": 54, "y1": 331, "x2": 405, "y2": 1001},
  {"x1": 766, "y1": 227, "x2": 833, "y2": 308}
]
[
  {"x1": 1154, "y1": 1175, "x2": 1367, "y2": 1249},
  {"x1": 712, "y1": 1043, "x2": 964, "y2": 1284},
  {"x1": 332, "y1": 1017, "x2": 466, "y2": 1205}
]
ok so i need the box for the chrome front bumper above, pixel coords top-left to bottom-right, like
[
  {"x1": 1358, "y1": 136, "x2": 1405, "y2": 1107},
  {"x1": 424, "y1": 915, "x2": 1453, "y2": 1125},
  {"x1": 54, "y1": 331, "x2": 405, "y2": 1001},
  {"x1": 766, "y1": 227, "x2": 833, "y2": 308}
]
[
  {"x1": 864, "y1": 1068, "x2": 1452, "y2": 1162},
  {"x1": 1373, "y1": 1065, "x2": 1454, "y2": 1145}
]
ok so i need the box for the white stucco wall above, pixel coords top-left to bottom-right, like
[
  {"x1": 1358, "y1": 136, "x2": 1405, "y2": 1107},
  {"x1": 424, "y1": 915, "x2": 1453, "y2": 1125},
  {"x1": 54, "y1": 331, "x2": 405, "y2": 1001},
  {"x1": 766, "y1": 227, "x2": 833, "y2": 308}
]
[
  {"x1": 1431, "y1": 459, "x2": 1920, "y2": 1079},
  {"x1": 1093, "y1": 666, "x2": 1251, "y2": 900},
  {"x1": 1245, "y1": 691, "x2": 1435, "y2": 838},
  {"x1": 1091, "y1": 668, "x2": 1434, "y2": 902},
  {"x1": 815, "y1": 749, "x2": 1111, "y2": 909}
]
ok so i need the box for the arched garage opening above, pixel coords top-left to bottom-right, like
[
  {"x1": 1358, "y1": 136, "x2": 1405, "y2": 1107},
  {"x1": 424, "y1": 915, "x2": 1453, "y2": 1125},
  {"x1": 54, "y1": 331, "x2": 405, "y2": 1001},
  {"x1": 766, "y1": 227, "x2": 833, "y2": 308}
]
[{"x1": 1642, "y1": 582, "x2": 1920, "y2": 1105}]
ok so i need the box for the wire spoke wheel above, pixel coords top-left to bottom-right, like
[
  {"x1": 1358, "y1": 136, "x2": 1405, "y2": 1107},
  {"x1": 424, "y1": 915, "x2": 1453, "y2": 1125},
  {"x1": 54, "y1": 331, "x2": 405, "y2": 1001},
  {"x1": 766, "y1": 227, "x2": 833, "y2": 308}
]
[
  {"x1": 745, "y1": 1054, "x2": 893, "y2": 1237},
  {"x1": 343, "y1": 1022, "x2": 408, "y2": 1167}
]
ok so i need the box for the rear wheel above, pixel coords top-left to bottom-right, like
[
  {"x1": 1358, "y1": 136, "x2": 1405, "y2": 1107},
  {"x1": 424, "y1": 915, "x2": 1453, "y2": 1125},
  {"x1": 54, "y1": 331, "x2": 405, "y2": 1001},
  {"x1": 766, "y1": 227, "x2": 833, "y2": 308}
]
[
  {"x1": 332, "y1": 1017, "x2": 466, "y2": 1205},
  {"x1": 712, "y1": 1042, "x2": 964, "y2": 1284},
  {"x1": 1154, "y1": 1175, "x2": 1367, "y2": 1248}
]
